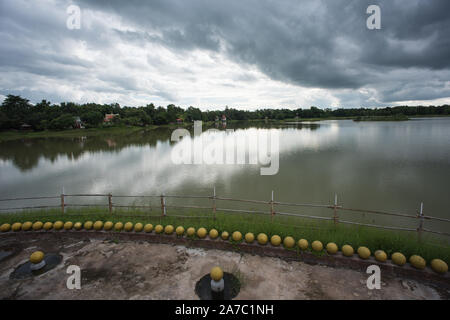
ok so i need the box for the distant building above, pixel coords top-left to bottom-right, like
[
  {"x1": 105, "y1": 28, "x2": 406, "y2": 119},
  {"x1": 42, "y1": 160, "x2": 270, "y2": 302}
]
[
  {"x1": 20, "y1": 123, "x2": 32, "y2": 131},
  {"x1": 74, "y1": 116, "x2": 84, "y2": 129},
  {"x1": 221, "y1": 114, "x2": 227, "y2": 122},
  {"x1": 176, "y1": 118, "x2": 183, "y2": 124},
  {"x1": 104, "y1": 113, "x2": 119, "y2": 123}
]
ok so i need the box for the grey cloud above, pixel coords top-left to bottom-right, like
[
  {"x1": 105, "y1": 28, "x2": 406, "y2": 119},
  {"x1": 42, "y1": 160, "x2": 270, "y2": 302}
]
[
  {"x1": 153, "y1": 90, "x2": 178, "y2": 102},
  {"x1": 380, "y1": 81, "x2": 450, "y2": 103},
  {"x1": 99, "y1": 74, "x2": 141, "y2": 92},
  {"x1": 1, "y1": 0, "x2": 449, "y2": 106},
  {"x1": 0, "y1": 0, "x2": 112, "y2": 83},
  {"x1": 74, "y1": 0, "x2": 450, "y2": 103},
  {"x1": 233, "y1": 73, "x2": 258, "y2": 82}
]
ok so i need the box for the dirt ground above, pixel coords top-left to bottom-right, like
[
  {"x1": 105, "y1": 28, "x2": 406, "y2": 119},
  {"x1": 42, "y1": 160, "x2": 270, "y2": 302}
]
[{"x1": 0, "y1": 235, "x2": 448, "y2": 300}]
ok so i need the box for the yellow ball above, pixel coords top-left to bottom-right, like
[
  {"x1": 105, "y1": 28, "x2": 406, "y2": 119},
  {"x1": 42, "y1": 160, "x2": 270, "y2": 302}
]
[
  {"x1": 298, "y1": 239, "x2": 309, "y2": 250},
  {"x1": 197, "y1": 227, "x2": 207, "y2": 238},
  {"x1": 210, "y1": 266, "x2": 224, "y2": 281},
  {"x1": 63, "y1": 221, "x2": 73, "y2": 230},
  {"x1": 312, "y1": 240, "x2": 323, "y2": 252},
  {"x1": 187, "y1": 227, "x2": 196, "y2": 236},
  {"x1": 103, "y1": 221, "x2": 113, "y2": 231},
  {"x1": 391, "y1": 252, "x2": 406, "y2": 266},
  {"x1": 12, "y1": 222, "x2": 22, "y2": 231},
  {"x1": 431, "y1": 259, "x2": 448, "y2": 274},
  {"x1": 93, "y1": 221, "x2": 103, "y2": 230},
  {"x1": 409, "y1": 255, "x2": 426, "y2": 270},
  {"x1": 22, "y1": 221, "x2": 32, "y2": 231},
  {"x1": 114, "y1": 222, "x2": 123, "y2": 231},
  {"x1": 43, "y1": 222, "x2": 53, "y2": 230},
  {"x1": 232, "y1": 231, "x2": 242, "y2": 242},
  {"x1": 283, "y1": 236, "x2": 295, "y2": 248},
  {"x1": 83, "y1": 221, "x2": 93, "y2": 230},
  {"x1": 357, "y1": 246, "x2": 371, "y2": 259},
  {"x1": 221, "y1": 231, "x2": 229, "y2": 240},
  {"x1": 53, "y1": 221, "x2": 64, "y2": 230},
  {"x1": 176, "y1": 226, "x2": 185, "y2": 236},
  {"x1": 257, "y1": 233, "x2": 268, "y2": 245},
  {"x1": 164, "y1": 225, "x2": 174, "y2": 234},
  {"x1": 245, "y1": 233, "x2": 255, "y2": 243},
  {"x1": 32, "y1": 221, "x2": 43, "y2": 231},
  {"x1": 134, "y1": 223, "x2": 143, "y2": 232},
  {"x1": 0, "y1": 223, "x2": 11, "y2": 232},
  {"x1": 62, "y1": 221, "x2": 72, "y2": 230},
  {"x1": 155, "y1": 224, "x2": 163, "y2": 234},
  {"x1": 124, "y1": 222, "x2": 133, "y2": 232},
  {"x1": 74, "y1": 222, "x2": 82, "y2": 230},
  {"x1": 326, "y1": 242, "x2": 338, "y2": 254},
  {"x1": 209, "y1": 229, "x2": 219, "y2": 239},
  {"x1": 342, "y1": 245, "x2": 354, "y2": 257},
  {"x1": 30, "y1": 251, "x2": 44, "y2": 264},
  {"x1": 375, "y1": 250, "x2": 387, "y2": 262},
  {"x1": 271, "y1": 235, "x2": 282, "y2": 246},
  {"x1": 144, "y1": 223, "x2": 153, "y2": 233}
]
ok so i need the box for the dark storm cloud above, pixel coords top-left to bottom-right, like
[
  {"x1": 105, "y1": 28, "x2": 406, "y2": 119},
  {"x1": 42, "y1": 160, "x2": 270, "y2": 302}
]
[
  {"x1": 1, "y1": 0, "x2": 449, "y2": 106},
  {"x1": 359, "y1": 1, "x2": 450, "y2": 70},
  {"x1": 73, "y1": 0, "x2": 450, "y2": 103}
]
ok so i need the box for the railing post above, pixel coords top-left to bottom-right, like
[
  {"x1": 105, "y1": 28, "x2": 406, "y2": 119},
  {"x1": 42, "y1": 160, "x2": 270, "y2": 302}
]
[
  {"x1": 418, "y1": 202, "x2": 424, "y2": 242},
  {"x1": 108, "y1": 193, "x2": 112, "y2": 214},
  {"x1": 161, "y1": 193, "x2": 166, "y2": 217},
  {"x1": 212, "y1": 186, "x2": 216, "y2": 220},
  {"x1": 270, "y1": 190, "x2": 274, "y2": 222},
  {"x1": 60, "y1": 193, "x2": 65, "y2": 214},
  {"x1": 333, "y1": 193, "x2": 338, "y2": 225}
]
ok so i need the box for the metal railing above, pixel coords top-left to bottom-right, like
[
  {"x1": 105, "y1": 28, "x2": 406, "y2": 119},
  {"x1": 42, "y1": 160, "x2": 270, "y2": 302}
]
[{"x1": 0, "y1": 189, "x2": 449, "y2": 238}]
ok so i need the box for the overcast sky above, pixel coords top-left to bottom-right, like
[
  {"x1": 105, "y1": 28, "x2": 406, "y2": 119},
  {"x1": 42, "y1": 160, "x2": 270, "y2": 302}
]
[{"x1": 1, "y1": 0, "x2": 449, "y2": 109}]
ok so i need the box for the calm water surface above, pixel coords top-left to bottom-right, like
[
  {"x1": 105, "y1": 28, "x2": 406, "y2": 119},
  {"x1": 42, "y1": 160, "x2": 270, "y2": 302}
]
[{"x1": 0, "y1": 118, "x2": 449, "y2": 232}]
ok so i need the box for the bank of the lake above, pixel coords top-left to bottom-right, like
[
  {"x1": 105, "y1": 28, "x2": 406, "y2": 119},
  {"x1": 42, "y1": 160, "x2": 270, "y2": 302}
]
[
  {"x1": 0, "y1": 123, "x2": 192, "y2": 142},
  {"x1": 2, "y1": 115, "x2": 450, "y2": 141},
  {"x1": 1, "y1": 208, "x2": 449, "y2": 265}
]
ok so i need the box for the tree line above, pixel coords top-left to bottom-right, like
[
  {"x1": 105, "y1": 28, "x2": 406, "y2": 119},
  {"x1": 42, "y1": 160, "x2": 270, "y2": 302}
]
[{"x1": 0, "y1": 95, "x2": 449, "y2": 131}]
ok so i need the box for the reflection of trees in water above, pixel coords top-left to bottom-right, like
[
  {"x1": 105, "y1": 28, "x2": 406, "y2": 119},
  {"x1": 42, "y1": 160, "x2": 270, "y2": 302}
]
[
  {"x1": 218, "y1": 121, "x2": 320, "y2": 131},
  {"x1": 200, "y1": 121, "x2": 320, "y2": 131},
  {"x1": 0, "y1": 128, "x2": 173, "y2": 171},
  {"x1": 0, "y1": 124, "x2": 319, "y2": 171}
]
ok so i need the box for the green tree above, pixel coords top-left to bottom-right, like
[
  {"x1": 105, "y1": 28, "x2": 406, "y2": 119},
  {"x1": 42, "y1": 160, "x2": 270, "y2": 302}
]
[
  {"x1": 0, "y1": 111, "x2": 9, "y2": 130},
  {"x1": 81, "y1": 111, "x2": 104, "y2": 127},
  {"x1": 0, "y1": 95, "x2": 32, "y2": 128},
  {"x1": 48, "y1": 114, "x2": 74, "y2": 130},
  {"x1": 185, "y1": 106, "x2": 202, "y2": 122}
]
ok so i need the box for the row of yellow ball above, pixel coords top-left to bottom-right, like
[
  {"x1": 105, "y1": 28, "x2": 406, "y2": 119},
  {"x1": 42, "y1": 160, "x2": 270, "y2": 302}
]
[{"x1": 1, "y1": 221, "x2": 447, "y2": 274}]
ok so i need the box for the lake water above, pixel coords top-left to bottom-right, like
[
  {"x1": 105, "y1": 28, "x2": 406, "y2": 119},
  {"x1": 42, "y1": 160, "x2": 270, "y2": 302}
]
[{"x1": 0, "y1": 118, "x2": 449, "y2": 233}]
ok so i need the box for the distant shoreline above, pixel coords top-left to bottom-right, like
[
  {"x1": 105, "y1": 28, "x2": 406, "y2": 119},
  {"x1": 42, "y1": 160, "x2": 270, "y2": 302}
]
[
  {"x1": 0, "y1": 123, "x2": 189, "y2": 142},
  {"x1": 0, "y1": 115, "x2": 449, "y2": 142}
]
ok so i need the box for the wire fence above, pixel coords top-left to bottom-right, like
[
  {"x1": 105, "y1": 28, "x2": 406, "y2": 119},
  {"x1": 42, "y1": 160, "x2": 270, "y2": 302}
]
[{"x1": 0, "y1": 189, "x2": 449, "y2": 238}]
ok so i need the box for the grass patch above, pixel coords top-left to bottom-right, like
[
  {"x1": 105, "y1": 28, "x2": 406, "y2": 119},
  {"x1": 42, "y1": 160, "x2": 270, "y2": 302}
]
[
  {"x1": 1, "y1": 207, "x2": 449, "y2": 264},
  {"x1": 0, "y1": 126, "x2": 144, "y2": 141},
  {"x1": 0, "y1": 123, "x2": 193, "y2": 142}
]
